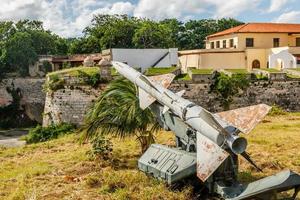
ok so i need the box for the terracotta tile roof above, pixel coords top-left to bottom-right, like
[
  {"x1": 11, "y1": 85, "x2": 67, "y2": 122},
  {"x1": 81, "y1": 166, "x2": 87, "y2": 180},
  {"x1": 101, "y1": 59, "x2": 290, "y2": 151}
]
[{"x1": 207, "y1": 23, "x2": 300, "y2": 39}]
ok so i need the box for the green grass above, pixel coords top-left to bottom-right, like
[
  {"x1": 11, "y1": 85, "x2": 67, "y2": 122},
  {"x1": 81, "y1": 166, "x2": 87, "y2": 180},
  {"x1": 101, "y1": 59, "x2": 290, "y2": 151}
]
[
  {"x1": 47, "y1": 66, "x2": 100, "y2": 79},
  {"x1": 1, "y1": 113, "x2": 300, "y2": 199},
  {"x1": 261, "y1": 68, "x2": 281, "y2": 73},
  {"x1": 225, "y1": 69, "x2": 250, "y2": 74},
  {"x1": 175, "y1": 74, "x2": 191, "y2": 81},
  {"x1": 289, "y1": 68, "x2": 300, "y2": 71},
  {"x1": 145, "y1": 67, "x2": 177, "y2": 76},
  {"x1": 190, "y1": 68, "x2": 213, "y2": 74},
  {"x1": 287, "y1": 74, "x2": 300, "y2": 78}
]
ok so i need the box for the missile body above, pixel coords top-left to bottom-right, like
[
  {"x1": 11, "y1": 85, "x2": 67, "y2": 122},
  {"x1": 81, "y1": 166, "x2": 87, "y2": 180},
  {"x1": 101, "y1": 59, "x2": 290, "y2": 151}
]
[{"x1": 112, "y1": 61, "x2": 247, "y2": 154}]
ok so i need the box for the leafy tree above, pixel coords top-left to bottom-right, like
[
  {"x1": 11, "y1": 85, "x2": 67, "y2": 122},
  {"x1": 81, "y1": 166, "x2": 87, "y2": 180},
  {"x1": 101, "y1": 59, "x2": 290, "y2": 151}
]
[
  {"x1": 160, "y1": 18, "x2": 184, "y2": 48},
  {"x1": 210, "y1": 72, "x2": 249, "y2": 110},
  {"x1": 30, "y1": 31, "x2": 57, "y2": 55},
  {"x1": 82, "y1": 78, "x2": 159, "y2": 153},
  {"x1": 85, "y1": 14, "x2": 139, "y2": 50},
  {"x1": 69, "y1": 36, "x2": 101, "y2": 54},
  {"x1": 133, "y1": 20, "x2": 173, "y2": 48},
  {"x1": 4, "y1": 32, "x2": 38, "y2": 76}
]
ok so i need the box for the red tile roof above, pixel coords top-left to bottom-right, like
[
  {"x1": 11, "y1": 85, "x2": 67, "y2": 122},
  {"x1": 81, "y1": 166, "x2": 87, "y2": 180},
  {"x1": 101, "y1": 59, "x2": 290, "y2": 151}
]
[{"x1": 207, "y1": 23, "x2": 300, "y2": 39}]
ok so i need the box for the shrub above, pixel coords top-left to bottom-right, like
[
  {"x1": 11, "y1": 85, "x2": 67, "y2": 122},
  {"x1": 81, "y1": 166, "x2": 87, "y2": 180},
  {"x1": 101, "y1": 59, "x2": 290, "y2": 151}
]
[
  {"x1": 25, "y1": 123, "x2": 75, "y2": 144},
  {"x1": 268, "y1": 105, "x2": 287, "y2": 116},
  {"x1": 210, "y1": 72, "x2": 249, "y2": 110},
  {"x1": 86, "y1": 136, "x2": 113, "y2": 160}
]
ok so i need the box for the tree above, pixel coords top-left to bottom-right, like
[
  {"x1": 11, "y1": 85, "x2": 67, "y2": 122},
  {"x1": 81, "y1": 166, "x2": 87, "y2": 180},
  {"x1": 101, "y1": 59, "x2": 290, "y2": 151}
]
[
  {"x1": 82, "y1": 78, "x2": 159, "y2": 153},
  {"x1": 160, "y1": 18, "x2": 184, "y2": 48},
  {"x1": 4, "y1": 32, "x2": 38, "y2": 76},
  {"x1": 133, "y1": 20, "x2": 173, "y2": 48},
  {"x1": 69, "y1": 36, "x2": 101, "y2": 54},
  {"x1": 85, "y1": 14, "x2": 139, "y2": 50}
]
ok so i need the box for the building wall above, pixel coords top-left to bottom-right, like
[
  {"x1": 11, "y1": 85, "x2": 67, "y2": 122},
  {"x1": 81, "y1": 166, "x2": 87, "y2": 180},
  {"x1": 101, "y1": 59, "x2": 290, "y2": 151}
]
[
  {"x1": 206, "y1": 34, "x2": 238, "y2": 49},
  {"x1": 179, "y1": 50, "x2": 246, "y2": 72},
  {"x1": 237, "y1": 33, "x2": 290, "y2": 50},
  {"x1": 245, "y1": 49, "x2": 269, "y2": 70}
]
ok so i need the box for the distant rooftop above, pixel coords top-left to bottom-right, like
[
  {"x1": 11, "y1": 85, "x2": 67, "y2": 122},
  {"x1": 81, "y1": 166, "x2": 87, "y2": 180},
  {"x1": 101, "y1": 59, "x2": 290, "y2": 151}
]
[{"x1": 207, "y1": 23, "x2": 300, "y2": 39}]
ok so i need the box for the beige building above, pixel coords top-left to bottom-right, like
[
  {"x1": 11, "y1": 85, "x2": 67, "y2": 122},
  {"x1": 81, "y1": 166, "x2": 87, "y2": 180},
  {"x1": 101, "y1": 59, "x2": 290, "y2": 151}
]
[{"x1": 179, "y1": 23, "x2": 300, "y2": 72}]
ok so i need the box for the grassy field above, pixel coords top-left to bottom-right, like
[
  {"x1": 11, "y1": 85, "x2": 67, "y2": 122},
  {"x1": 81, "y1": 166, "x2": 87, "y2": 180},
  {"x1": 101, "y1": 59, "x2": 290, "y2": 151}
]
[
  {"x1": 1, "y1": 113, "x2": 300, "y2": 199},
  {"x1": 47, "y1": 66, "x2": 100, "y2": 80},
  {"x1": 190, "y1": 68, "x2": 213, "y2": 74},
  {"x1": 145, "y1": 67, "x2": 178, "y2": 76},
  {"x1": 224, "y1": 69, "x2": 250, "y2": 74}
]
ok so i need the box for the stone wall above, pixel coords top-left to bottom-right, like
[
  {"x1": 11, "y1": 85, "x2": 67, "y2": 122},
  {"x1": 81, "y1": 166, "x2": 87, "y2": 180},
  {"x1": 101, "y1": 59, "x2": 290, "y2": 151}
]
[
  {"x1": 42, "y1": 85, "x2": 104, "y2": 127},
  {"x1": 0, "y1": 78, "x2": 45, "y2": 125},
  {"x1": 42, "y1": 79, "x2": 300, "y2": 127},
  {"x1": 171, "y1": 80, "x2": 300, "y2": 113}
]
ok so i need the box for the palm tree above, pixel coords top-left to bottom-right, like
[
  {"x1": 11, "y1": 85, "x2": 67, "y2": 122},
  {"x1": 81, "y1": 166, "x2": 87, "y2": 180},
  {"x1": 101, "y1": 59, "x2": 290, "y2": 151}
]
[{"x1": 82, "y1": 77, "x2": 159, "y2": 153}]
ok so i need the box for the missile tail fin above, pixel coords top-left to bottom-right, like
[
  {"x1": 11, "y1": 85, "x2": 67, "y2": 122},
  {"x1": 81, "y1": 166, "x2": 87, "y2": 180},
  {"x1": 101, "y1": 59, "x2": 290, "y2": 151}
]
[
  {"x1": 139, "y1": 73, "x2": 176, "y2": 110},
  {"x1": 196, "y1": 133, "x2": 229, "y2": 182},
  {"x1": 216, "y1": 104, "x2": 271, "y2": 134},
  {"x1": 139, "y1": 88, "x2": 156, "y2": 110},
  {"x1": 147, "y1": 73, "x2": 175, "y2": 89}
]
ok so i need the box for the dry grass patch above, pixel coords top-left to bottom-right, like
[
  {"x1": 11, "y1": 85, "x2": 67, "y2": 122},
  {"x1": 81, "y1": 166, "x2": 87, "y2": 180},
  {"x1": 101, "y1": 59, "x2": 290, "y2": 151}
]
[{"x1": 0, "y1": 113, "x2": 300, "y2": 199}]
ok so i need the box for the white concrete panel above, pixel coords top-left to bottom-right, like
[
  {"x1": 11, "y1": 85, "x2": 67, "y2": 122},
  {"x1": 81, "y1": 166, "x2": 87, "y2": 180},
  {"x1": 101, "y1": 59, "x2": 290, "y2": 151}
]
[{"x1": 111, "y1": 48, "x2": 178, "y2": 72}]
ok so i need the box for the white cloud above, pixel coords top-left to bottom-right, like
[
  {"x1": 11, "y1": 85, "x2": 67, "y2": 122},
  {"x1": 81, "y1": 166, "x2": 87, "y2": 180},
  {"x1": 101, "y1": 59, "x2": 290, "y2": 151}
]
[
  {"x1": 0, "y1": 0, "x2": 135, "y2": 37},
  {"x1": 208, "y1": 0, "x2": 261, "y2": 18},
  {"x1": 268, "y1": 0, "x2": 289, "y2": 12},
  {"x1": 134, "y1": 0, "x2": 206, "y2": 20},
  {"x1": 275, "y1": 11, "x2": 300, "y2": 23}
]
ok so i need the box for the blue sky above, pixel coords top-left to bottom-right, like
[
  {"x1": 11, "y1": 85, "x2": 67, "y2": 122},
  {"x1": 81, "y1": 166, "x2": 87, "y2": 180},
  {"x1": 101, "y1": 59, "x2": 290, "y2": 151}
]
[{"x1": 0, "y1": 0, "x2": 300, "y2": 37}]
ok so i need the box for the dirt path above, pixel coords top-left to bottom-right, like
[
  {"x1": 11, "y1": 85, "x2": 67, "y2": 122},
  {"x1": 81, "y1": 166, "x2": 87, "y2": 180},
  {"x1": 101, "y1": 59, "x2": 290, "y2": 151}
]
[{"x1": 0, "y1": 130, "x2": 28, "y2": 147}]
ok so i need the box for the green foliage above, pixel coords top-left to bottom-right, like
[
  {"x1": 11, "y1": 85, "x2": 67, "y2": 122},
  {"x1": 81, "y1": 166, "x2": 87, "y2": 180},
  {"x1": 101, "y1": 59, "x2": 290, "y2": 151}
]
[
  {"x1": 82, "y1": 78, "x2": 159, "y2": 153},
  {"x1": 41, "y1": 61, "x2": 52, "y2": 73},
  {"x1": 145, "y1": 67, "x2": 177, "y2": 76},
  {"x1": 43, "y1": 74, "x2": 65, "y2": 92},
  {"x1": 44, "y1": 67, "x2": 102, "y2": 92},
  {"x1": 86, "y1": 136, "x2": 113, "y2": 160},
  {"x1": 210, "y1": 72, "x2": 249, "y2": 110},
  {"x1": 175, "y1": 74, "x2": 191, "y2": 81},
  {"x1": 268, "y1": 105, "x2": 287, "y2": 116},
  {"x1": 69, "y1": 36, "x2": 101, "y2": 54},
  {"x1": 25, "y1": 123, "x2": 75, "y2": 144},
  {"x1": 190, "y1": 68, "x2": 213, "y2": 74},
  {"x1": 0, "y1": 20, "x2": 69, "y2": 77},
  {"x1": 133, "y1": 20, "x2": 173, "y2": 48},
  {"x1": 4, "y1": 32, "x2": 38, "y2": 76}
]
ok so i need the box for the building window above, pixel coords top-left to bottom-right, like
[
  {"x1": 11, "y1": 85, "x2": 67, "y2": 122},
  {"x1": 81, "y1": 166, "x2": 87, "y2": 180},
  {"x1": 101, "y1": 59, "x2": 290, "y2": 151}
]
[
  {"x1": 229, "y1": 39, "x2": 234, "y2": 48},
  {"x1": 211, "y1": 42, "x2": 214, "y2": 49},
  {"x1": 246, "y1": 38, "x2": 254, "y2": 47},
  {"x1": 223, "y1": 40, "x2": 226, "y2": 48},
  {"x1": 216, "y1": 41, "x2": 220, "y2": 48},
  {"x1": 296, "y1": 38, "x2": 300, "y2": 47},
  {"x1": 273, "y1": 38, "x2": 280, "y2": 47}
]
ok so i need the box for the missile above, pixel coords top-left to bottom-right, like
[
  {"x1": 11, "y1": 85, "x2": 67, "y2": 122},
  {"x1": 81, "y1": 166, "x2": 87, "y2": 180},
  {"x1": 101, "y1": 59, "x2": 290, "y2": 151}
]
[{"x1": 111, "y1": 61, "x2": 270, "y2": 181}]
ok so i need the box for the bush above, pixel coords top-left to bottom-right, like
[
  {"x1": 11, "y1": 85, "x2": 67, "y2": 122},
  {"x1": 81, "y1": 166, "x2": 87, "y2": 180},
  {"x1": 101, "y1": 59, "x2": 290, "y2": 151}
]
[
  {"x1": 210, "y1": 72, "x2": 249, "y2": 110},
  {"x1": 86, "y1": 136, "x2": 113, "y2": 160},
  {"x1": 25, "y1": 123, "x2": 75, "y2": 144},
  {"x1": 268, "y1": 105, "x2": 287, "y2": 116}
]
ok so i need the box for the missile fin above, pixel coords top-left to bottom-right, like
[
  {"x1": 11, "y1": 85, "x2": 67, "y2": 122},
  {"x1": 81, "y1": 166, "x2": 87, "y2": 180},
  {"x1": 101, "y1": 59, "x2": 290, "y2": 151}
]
[
  {"x1": 138, "y1": 73, "x2": 176, "y2": 110},
  {"x1": 196, "y1": 133, "x2": 229, "y2": 182},
  {"x1": 176, "y1": 90, "x2": 186, "y2": 97},
  {"x1": 148, "y1": 73, "x2": 175, "y2": 89},
  {"x1": 138, "y1": 87, "x2": 156, "y2": 110},
  {"x1": 216, "y1": 104, "x2": 271, "y2": 134},
  {"x1": 162, "y1": 90, "x2": 185, "y2": 114}
]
